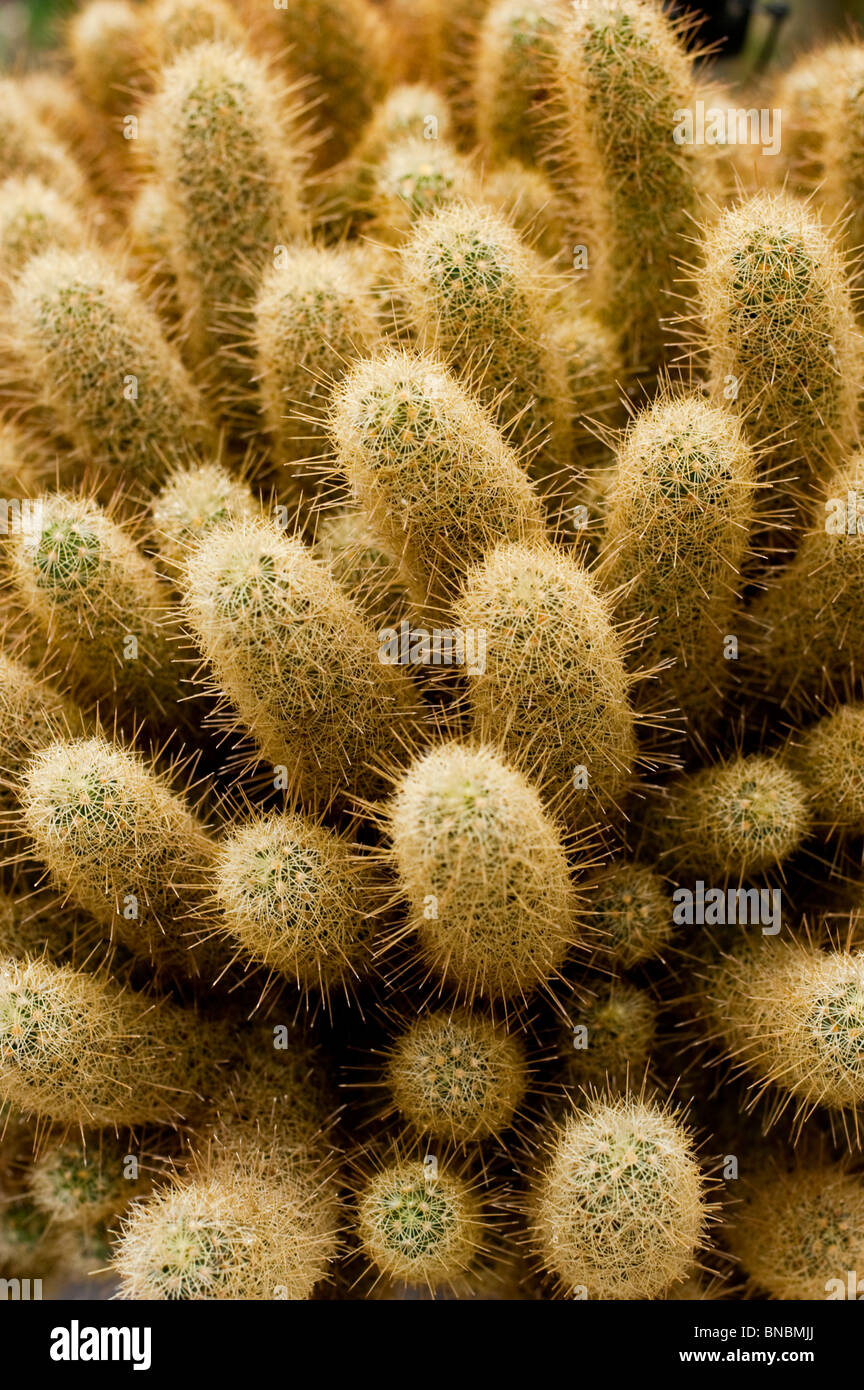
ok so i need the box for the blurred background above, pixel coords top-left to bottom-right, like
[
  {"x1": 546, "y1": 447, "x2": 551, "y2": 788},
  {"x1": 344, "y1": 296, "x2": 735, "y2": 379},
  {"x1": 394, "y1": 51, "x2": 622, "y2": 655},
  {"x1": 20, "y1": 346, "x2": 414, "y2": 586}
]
[{"x1": 0, "y1": 0, "x2": 862, "y2": 75}]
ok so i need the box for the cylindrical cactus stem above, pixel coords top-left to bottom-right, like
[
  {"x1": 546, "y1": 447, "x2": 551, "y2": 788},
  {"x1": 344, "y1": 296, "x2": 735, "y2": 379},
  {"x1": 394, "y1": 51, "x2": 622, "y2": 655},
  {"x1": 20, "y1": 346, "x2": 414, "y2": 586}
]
[
  {"x1": 454, "y1": 540, "x2": 637, "y2": 831},
  {"x1": 817, "y1": 46, "x2": 864, "y2": 260},
  {"x1": 699, "y1": 938, "x2": 864, "y2": 1133},
  {"x1": 9, "y1": 248, "x2": 214, "y2": 493},
  {"x1": 257, "y1": 0, "x2": 390, "y2": 166},
  {"x1": 19, "y1": 734, "x2": 220, "y2": 978},
  {"x1": 7, "y1": 491, "x2": 194, "y2": 737},
  {"x1": 384, "y1": 741, "x2": 581, "y2": 1004},
  {"x1": 354, "y1": 1153, "x2": 493, "y2": 1292},
  {"x1": 529, "y1": 1093, "x2": 708, "y2": 1298},
  {"x1": 330, "y1": 347, "x2": 545, "y2": 623},
  {"x1": 150, "y1": 460, "x2": 259, "y2": 575},
  {"x1": 787, "y1": 704, "x2": 864, "y2": 838},
  {"x1": 314, "y1": 508, "x2": 408, "y2": 629},
  {"x1": 772, "y1": 44, "x2": 855, "y2": 194},
  {"x1": 646, "y1": 753, "x2": 810, "y2": 881},
  {"x1": 383, "y1": 1007, "x2": 528, "y2": 1142},
  {"x1": 27, "y1": 1132, "x2": 153, "y2": 1231},
  {"x1": 143, "y1": 40, "x2": 308, "y2": 410},
  {"x1": 697, "y1": 192, "x2": 862, "y2": 516},
  {"x1": 0, "y1": 79, "x2": 90, "y2": 206},
  {"x1": 400, "y1": 202, "x2": 571, "y2": 495},
  {"x1": 212, "y1": 812, "x2": 375, "y2": 998},
  {"x1": 141, "y1": 0, "x2": 247, "y2": 69},
  {"x1": 745, "y1": 453, "x2": 864, "y2": 714},
  {"x1": 475, "y1": 0, "x2": 568, "y2": 182},
  {"x1": 0, "y1": 952, "x2": 209, "y2": 1126},
  {"x1": 479, "y1": 161, "x2": 570, "y2": 264},
  {"x1": 597, "y1": 394, "x2": 758, "y2": 734},
  {"x1": 179, "y1": 514, "x2": 419, "y2": 809},
  {"x1": 587, "y1": 860, "x2": 673, "y2": 969},
  {"x1": 728, "y1": 1157, "x2": 864, "y2": 1300},
  {"x1": 556, "y1": 0, "x2": 719, "y2": 376},
  {"x1": 0, "y1": 177, "x2": 87, "y2": 283},
  {"x1": 252, "y1": 246, "x2": 381, "y2": 511},
  {"x1": 0, "y1": 651, "x2": 85, "y2": 859},
  {"x1": 562, "y1": 978, "x2": 658, "y2": 1093},
  {"x1": 112, "y1": 1157, "x2": 340, "y2": 1299},
  {"x1": 370, "y1": 138, "x2": 478, "y2": 243},
  {"x1": 67, "y1": 0, "x2": 151, "y2": 115}
]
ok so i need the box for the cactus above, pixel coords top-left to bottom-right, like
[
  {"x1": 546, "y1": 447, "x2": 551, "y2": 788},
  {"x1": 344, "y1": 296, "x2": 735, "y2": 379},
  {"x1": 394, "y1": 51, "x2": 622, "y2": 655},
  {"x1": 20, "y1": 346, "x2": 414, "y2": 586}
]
[
  {"x1": 479, "y1": 160, "x2": 569, "y2": 264},
  {"x1": 330, "y1": 347, "x2": 544, "y2": 621},
  {"x1": 772, "y1": 44, "x2": 855, "y2": 194},
  {"x1": 67, "y1": 0, "x2": 151, "y2": 114},
  {"x1": 697, "y1": 192, "x2": 861, "y2": 514},
  {"x1": 314, "y1": 508, "x2": 408, "y2": 628},
  {"x1": 142, "y1": 0, "x2": 246, "y2": 68},
  {"x1": 0, "y1": 177, "x2": 87, "y2": 283},
  {"x1": 728, "y1": 1157, "x2": 864, "y2": 1300},
  {"x1": 787, "y1": 704, "x2": 864, "y2": 838},
  {"x1": 258, "y1": 0, "x2": 390, "y2": 166},
  {"x1": 0, "y1": 80, "x2": 89, "y2": 206},
  {"x1": 0, "y1": 889, "x2": 88, "y2": 963},
  {"x1": 20, "y1": 734, "x2": 219, "y2": 977},
  {"x1": 371, "y1": 137, "x2": 478, "y2": 241},
  {"x1": 113, "y1": 1159, "x2": 339, "y2": 1299},
  {"x1": 548, "y1": 306, "x2": 620, "y2": 472},
  {"x1": 27, "y1": 1133, "x2": 151, "y2": 1230},
  {"x1": 253, "y1": 246, "x2": 380, "y2": 508},
  {"x1": 587, "y1": 861, "x2": 673, "y2": 969},
  {"x1": 699, "y1": 938, "x2": 864, "y2": 1132},
  {"x1": 7, "y1": 491, "x2": 195, "y2": 736},
  {"x1": 355, "y1": 1155, "x2": 489, "y2": 1291},
  {"x1": 455, "y1": 540, "x2": 636, "y2": 830},
  {"x1": 10, "y1": 248, "x2": 213, "y2": 492},
  {"x1": 563, "y1": 980, "x2": 658, "y2": 1093},
  {"x1": 475, "y1": 0, "x2": 566, "y2": 179},
  {"x1": 385, "y1": 741, "x2": 580, "y2": 1003},
  {"x1": 150, "y1": 460, "x2": 259, "y2": 574},
  {"x1": 212, "y1": 812, "x2": 374, "y2": 996},
  {"x1": 556, "y1": 0, "x2": 719, "y2": 375},
  {"x1": 400, "y1": 201, "x2": 570, "y2": 493},
  {"x1": 812, "y1": 47, "x2": 864, "y2": 260},
  {"x1": 0, "y1": 953, "x2": 207, "y2": 1126},
  {"x1": 384, "y1": 1008, "x2": 528, "y2": 1142},
  {"x1": 530, "y1": 1093, "x2": 707, "y2": 1298},
  {"x1": 745, "y1": 453, "x2": 864, "y2": 714},
  {"x1": 179, "y1": 514, "x2": 419, "y2": 808},
  {"x1": 647, "y1": 753, "x2": 810, "y2": 881},
  {"x1": 598, "y1": 394, "x2": 757, "y2": 731},
  {"x1": 143, "y1": 41, "x2": 308, "y2": 398}
]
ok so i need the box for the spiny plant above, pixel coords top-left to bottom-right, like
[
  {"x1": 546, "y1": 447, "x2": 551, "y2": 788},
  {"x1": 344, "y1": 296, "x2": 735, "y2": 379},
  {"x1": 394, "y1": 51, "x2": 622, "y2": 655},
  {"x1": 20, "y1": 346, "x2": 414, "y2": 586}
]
[
  {"x1": 142, "y1": 0, "x2": 247, "y2": 69},
  {"x1": 548, "y1": 305, "x2": 621, "y2": 471},
  {"x1": 647, "y1": 753, "x2": 810, "y2": 881},
  {"x1": 727, "y1": 1156, "x2": 864, "y2": 1300},
  {"x1": 0, "y1": 1193, "x2": 65, "y2": 1279},
  {"x1": 27, "y1": 1133, "x2": 151, "y2": 1230},
  {"x1": 0, "y1": 651, "x2": 84, "y2": 853},
  {"x1": 67, "y1": 0, "x2": 151, "y2": 115},
  {"x1": 479, "y1": 160, "x2": 569, "y2": 264},
  {"x1": 0, "y1": 79, "x2": 90, "y2": 206},
  {"x1": 530, "y1": 1092, "x2": 708, "y2": 1299},
  {"x1": 475, "y1": 0, "x2": 566, "y2": 180},
  {"x1": 745, "y1": 453, "x2": 864, "y2": 714},
  {"x1": 0, "y1": 889, "x2": 86, "y2": 963},
  {"x1": 384, "y1": 741, "x2": 580, "y2": 1003},
  {"x1": 370, "y1": 137, "x2": 478, "y2": 241},
  {"x1": 9, "y1": 247, "x2": 214, "y2": 492},
  {"x1": 20, "y1": 734, "x2": 219, "y2": 978},
  {"x1": 598, "y1": 393, "x2": 757, "y2": 732},
  {"x1": 586, "y1": 860, "x2": 673, "y2": 969},
  {"x1": 142, "y1": 40, "x2": 308, "y2": 395},
  {"x1": 330, "y1": 347, "x2": 544, "y2": 622},
  {"x1": 0, "y1": 177, "x2": 87, "y2": 282},
  {"x1": 257, "y1": 0, "x2": 390, "y2": 166},
  {"x1": 15, "y1": 72, "x2": 108, "y2": 200},
  {"x1": 400, "y1": 201, "x2": 570, "y2": 493},
  {"x1": 773, "y1": 43, "x2": 855, "y2": 194},
  {"x1": 314, "y1": 508, "x2": 408, "y2": 629},
  {"x1": 454, "y1": 540, "x2": 637, "y2": 831},
  {"x1": 179, "y1": 513, "x2": 419, "y2": 808},
  {"x1": 699, "y1": 938, "x2": 864, "y2": 1134},
  {"x1": 112, "y1": 1157, "x2": 340, "y2": 1299},
  {"x1": 384, "y1": 1007, "x2": 528, "y2": 1142},
  {"x1": 253, "y1": 245, "x2": 381, "y2": 509},
  {"x1": 212, "y1": 811, "x2": 374, "y2": 997},
  {"x1": 563, "y1": 980, "x2": 658, "y2": 1093},
  {"x1": 696, "y1": 191, "x2": 861, "y2": 513},
  {"x1": 815, "y1": 46, "x2": 864, "y2": 261},
  {"x1": 150, "y1": 460, "x2": 259, "y2": 575},
  {"x1": 354, "y1": 1154, "x2": 490, "y2": 1292},
  {"x1": 555, "y1": 0, "x2": 719, "y2": 374},
  {"x1": 787, "y1": 704, "x2": 864, "y2": 838},
  {"x1": 0, "y1": 952, "x2": 206, "y2": 1126},
  {"x1": 7, "y1": 491, "x2": 192, "y2": 735}
]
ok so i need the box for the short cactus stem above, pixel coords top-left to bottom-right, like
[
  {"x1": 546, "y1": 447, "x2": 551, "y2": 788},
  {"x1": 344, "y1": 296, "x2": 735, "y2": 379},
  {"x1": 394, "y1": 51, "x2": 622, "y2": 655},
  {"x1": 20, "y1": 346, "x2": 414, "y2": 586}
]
[
  {"x1": 150, "y1": 461, "x2": 259, "y2": 575},
  {"x1": 562, "y1": 979, "x2": 658, "y2": 1093},
  {"x1": 0, "y1": 177, "x2": 87, "y2": 282},
  {"x1": 0, "y1": 79, "x2": 90, "y2": 206},
  {"x1": 786, "y1": 703, "x2": 864, "y2": 838},
  {"x1": 313, "y1": 508, "x2": 408, "y2": 629},
  {"x1": 67, "y1": 0, "x2": 151, "y2": 115},
  {"x1": 586, "y1": 861, "x2": 673, "y2": 969},
  {"x1": 529, "y1": 1093, "x2": 708, "y2": 1298},
  {"x1": 384, "y1": 741, "x2": 581, "y2": 1004},
  {"x1": 27, "y1": 1132, "x2": 152, "y2": 1231},
  {"x1": 475, "y1": 0, "x2": 567, "y2": 181}
]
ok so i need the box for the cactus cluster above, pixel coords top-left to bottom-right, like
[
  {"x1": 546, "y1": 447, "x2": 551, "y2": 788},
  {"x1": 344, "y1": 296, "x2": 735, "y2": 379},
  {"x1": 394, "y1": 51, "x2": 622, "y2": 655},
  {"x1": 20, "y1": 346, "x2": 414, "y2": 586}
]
[{"x1": 2, "y1": 0, "x2": 864, "y2": 1313}]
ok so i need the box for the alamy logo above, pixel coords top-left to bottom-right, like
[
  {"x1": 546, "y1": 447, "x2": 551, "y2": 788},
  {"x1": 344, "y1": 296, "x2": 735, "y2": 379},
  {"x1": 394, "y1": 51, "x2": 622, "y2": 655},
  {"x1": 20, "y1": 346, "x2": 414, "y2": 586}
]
[
  {"x1": 50, "y1": 1321, "x2": 152, "y2": 1371},
  {"x1": 672, "y1": 882, "x2": 782, "y2": 935},
  {"x1": 825, "y1": 1270, "x2": 864, "y2": 1299},
  {"x1": 673, "y1": 100, "x2": 781, "y2": 157},
  {"x1": 378, "y1": 620, "x2": 486, "y2": 675}
]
